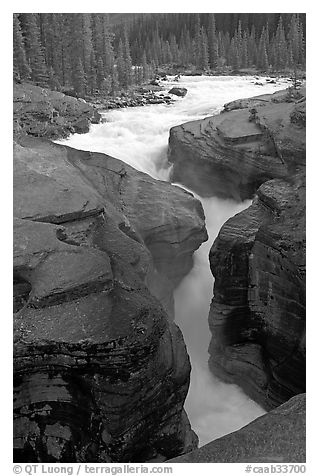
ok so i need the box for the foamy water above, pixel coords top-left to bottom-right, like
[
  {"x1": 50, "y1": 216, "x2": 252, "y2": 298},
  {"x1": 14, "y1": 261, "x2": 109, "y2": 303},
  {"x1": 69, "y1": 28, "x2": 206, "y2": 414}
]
[{"x1": 56, "y1": 76, "x2": 289, "y2": 446}]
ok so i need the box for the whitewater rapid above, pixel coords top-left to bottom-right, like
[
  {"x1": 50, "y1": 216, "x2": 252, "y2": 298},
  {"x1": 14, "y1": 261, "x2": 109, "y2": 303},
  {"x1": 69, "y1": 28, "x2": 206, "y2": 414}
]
[{"x1": 56, "y1": 75, "x2": 290, "y2": 446}]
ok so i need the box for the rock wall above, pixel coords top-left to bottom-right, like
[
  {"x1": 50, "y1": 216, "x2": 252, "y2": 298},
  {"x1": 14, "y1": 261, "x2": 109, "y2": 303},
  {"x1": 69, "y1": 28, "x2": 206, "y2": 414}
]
[
  {"x1": 208, "y1": 175, "x2": 305, "y2": 409},
  {"x1": 169, "y1": 393, "x2": 306, "y2": 463},
  {"x1": 13, "y1": 137, "x2": 208, "y2": 462},
  {"x1": 168, "y1": 86, "x2": 306, "y2": 411},
  {"x1": 168, "y1": 88, "x2": 305, "y2": 200}
]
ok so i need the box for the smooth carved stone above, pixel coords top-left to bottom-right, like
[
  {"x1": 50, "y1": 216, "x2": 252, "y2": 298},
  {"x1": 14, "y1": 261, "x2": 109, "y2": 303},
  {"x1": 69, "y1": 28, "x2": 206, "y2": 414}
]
[
  {"x1": 208, "y1": 176, "x2": 305, "y2": 409},
  {"x1": 13, "y1": 136, "x2": 207, "y2": 462},
  {"x1": 169, "y1": 394, "x2": 306, "y2": 463},
  {"x1": 168, "y1": 88, "x2": 305, "y2": 200}
]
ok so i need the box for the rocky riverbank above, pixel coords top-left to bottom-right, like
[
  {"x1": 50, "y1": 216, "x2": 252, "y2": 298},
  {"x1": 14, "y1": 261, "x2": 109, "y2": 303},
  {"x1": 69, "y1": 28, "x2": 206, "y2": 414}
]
[
  {"x1": 168, "y1": 85, "x2": 306, "y2": 414},
  {"x1": 168, "y1": 86, "x2": 305, "y2": 199},
  {"x1": 13, "y1": 81, "x2": 184, "y2": 140},
  {"x1": 13, "y1": 136, "x2": 207, "y2": 462},
  {"x1": 14, "y1": 82, "x2": 101, "y2": 139}
]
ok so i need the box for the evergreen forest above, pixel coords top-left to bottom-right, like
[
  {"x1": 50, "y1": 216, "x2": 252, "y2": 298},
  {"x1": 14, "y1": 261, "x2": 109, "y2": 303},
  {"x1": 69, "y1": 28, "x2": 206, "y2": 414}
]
[{"x1": 13, "y1": 13, "x2": 306, "y2": 97}]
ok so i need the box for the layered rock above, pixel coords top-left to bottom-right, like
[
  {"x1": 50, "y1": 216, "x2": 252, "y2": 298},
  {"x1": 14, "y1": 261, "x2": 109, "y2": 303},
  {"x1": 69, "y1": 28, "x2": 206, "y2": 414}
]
[
  {"x1": 14, "y1": 83, "x2": 100, "y2": 139},
  {"x1": 13, "y1": 137, "x2": 208, "y2": 462},
  {"x1": 208, "y1": 175, "x2": 305, "y2": 410},
  {"x1": 169, "y1": 394, "x2": 306, "y2": 463},
  {"x1": 168, "y1": 87, "x2": 305, "y2": 200}
]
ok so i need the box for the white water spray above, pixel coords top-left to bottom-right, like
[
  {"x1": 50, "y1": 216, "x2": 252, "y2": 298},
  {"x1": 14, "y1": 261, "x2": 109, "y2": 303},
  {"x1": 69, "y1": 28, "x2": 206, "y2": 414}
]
[{"x1": 56, "y1": 76, "x2": 289, "y2": 446}]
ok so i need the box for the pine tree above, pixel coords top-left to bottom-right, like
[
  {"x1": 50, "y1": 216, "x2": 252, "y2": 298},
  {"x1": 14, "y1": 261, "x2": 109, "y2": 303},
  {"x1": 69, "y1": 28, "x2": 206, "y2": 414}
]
[
  {"x1": 81, "y1": 14, "x2": 93, "y2": 75},
  {"x1": 258, "y1": 26, "x2": 269, "y2": 70},
  {"x1": 111, "y1": 66, "x2": 119, "y2": 96},
  {"x1": 88, "y1": 50, "x2": 97, "y2": 94},
  {"x1": 96, "y1": 57, "x2": 105, "y2": 90},
  {"x1": 13, "y1": 14, "x2": 31, "y2": 80},
  {"x1": 73, "y1": 58, "x2": 85, "y2": 96},
  {"x1": 241, "y1": 30, "x2": 249, "y2": 68},
  {"x1": 47, "y1": 66, "x2": 61, "y2": 90},
  {"x1": 116, "y1": 39, "x2": 126, "y2": 88},
  {"x1": 248, "y1": 25, "x2": 258, "y2": 66},
  {"x1": 193, "y1": 14, "x2": 202, "y2": 68},
  {"x1": 274, "y1": 16, "x2": 288, "y2": 70},
  {"x1": 141, "y1": 51, "x2": 148, "y2": 80},
  {"x1": 169, "y1": 34, "x2": 179, "y2": 64},
  {"x1": 163, "y1": 40, "x2": 173, "y2": 64},
  {"x1": 207, "y1": 14, "x2": 218, "y2": 69},
  {"x1": 122, "y1": 28, "x2": 133, "y2": 87},
  {"x1": 199, "y1": 27, "x2": 209, "y2": 70},
  {"x1": 22, "y1": 13, "x2": 48, "y2": 86}
]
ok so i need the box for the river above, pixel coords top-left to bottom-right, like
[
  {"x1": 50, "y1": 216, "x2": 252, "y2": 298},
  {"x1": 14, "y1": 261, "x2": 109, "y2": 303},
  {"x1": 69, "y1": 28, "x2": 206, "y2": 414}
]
[{"x1": 56, "y1": 75, "x2": 290, "y2": 446}]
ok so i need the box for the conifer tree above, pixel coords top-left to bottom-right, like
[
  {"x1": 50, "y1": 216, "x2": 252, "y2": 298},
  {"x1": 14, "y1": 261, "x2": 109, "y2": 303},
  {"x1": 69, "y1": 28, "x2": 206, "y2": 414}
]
[
  {"x1": 96, "y1": 57, "x2": 105, "y2": 90},
  {"x1": 22, "y1": 13, "x2": 48, "y2": 86},
  {"x1": 122, "y1": 28, "x2": 133, "y2": 87},
  {"x1": 208, "y1": 14, "x2": 218, "y2": 69},
  {"x1": 73, "y1": 58, "x2": 86, "y2": 96},
  {"x1": 116, "y1": 39, "x2": 126, "y2": 88},
  {"x1": 193, "y1": 14, "x2": 202, "y2": 68},
  {"x1": 199, "y1": 27, "x2": 209, "y2": 70},
  {"x1": 241, "y1": 30, "x2": 249, "y2": 68},
  {"x1": 88, "y1": 50, "x2": 97, "y2": 94},
  {"x1": 141, "y1": 51, "x2": 149, "y2": 81},
  {"x1": 81, "y1": 14, "x2": 93, "y2": 75},
  {"x1": 258, "y1": 26, "x2": 269, "y2": 70},
  {"x1": 13, "y1": 14, "x2": 31, "y2": 80},
  {"x1": 248, "y1": 25, "x2": 258, "y2": 66},
  {"x1": 47, "y1": 66, "x2": 61, "y2": 91},
  {"x1": 111, "y1": 66, "x2": 119, "y2": 96},
  {"x1": 274, "y1": 16, "x2": 288, "y2": 70},
  {"x1": 169, "y1": 34, "x2": 179, "y2": 64}
]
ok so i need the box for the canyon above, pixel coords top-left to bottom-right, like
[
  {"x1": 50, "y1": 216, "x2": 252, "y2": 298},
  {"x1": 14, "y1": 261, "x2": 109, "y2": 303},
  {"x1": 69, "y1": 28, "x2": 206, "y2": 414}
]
[{"x1": 13, "y1": 76, "x2": 306, "y2": 463}]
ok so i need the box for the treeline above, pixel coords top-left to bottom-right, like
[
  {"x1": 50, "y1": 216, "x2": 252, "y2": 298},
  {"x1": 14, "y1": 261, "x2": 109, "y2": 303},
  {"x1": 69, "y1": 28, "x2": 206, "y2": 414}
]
[
  {"x1": 13, "y1": 13, "x2": 139, "y2": 96},
  {"x1": 124, "y1": 13, "x2": 305, "y2": 73},
  {"x1": 13, "y1": 13, "x2": 306, "y2": 97}
]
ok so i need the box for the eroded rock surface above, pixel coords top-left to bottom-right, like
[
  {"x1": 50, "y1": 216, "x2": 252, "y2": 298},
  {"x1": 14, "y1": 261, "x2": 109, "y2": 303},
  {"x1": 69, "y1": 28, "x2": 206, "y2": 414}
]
[
  {"x1": 208, "y1": 175, "x2": 305, "y2": 409},
  {"x1": 13, "y1": 137, "x2": 207, "y2": 462},
  {"x1": 168, "y1": 87, "x2": 187, "y2": 97},
  {"x1": 168, "y1": 88, "x2": 305, "y2": 200},
  {"x1": 14, "y1": 83, "x2": 100, "y2": 139},
  {"x1": 169, "y1": 394, "x2": 306, "y2": 463}
]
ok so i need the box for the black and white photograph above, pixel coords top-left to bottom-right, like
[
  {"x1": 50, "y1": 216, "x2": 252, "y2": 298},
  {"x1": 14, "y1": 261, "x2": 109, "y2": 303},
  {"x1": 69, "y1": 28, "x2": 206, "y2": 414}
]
[{"x1": 11, "y1": 4, "x2": 307, "y2": 472}]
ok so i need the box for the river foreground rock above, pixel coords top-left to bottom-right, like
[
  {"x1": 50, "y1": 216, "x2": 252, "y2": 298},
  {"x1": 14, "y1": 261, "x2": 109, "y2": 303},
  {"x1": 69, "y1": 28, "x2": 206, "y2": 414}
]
[
  {"x1": 14, "y1": 82, "x2": 101, "y2": 139},
  {"x1": 169, "y1": 394, "x2": 305, "y2": 463},
  {"x1": 13, "y1": 136, "x2": 208, "y2": 462}
]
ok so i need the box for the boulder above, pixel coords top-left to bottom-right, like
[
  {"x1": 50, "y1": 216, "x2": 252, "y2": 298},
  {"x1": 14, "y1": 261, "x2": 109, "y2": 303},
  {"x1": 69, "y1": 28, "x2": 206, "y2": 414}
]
[
  {"x1": 13, "y1": 137, "x2": 208, "y2": 462},
  {"x1": 169, "y1": 394, "x2": 306, "y2": 463},
  {"x1": 168, "y1": 87, "x2": 188, "y2": 97},
  {"x1": 13, "y1": 82, "x2": 100, "y2": 139},
  {"x1": 208, "y1": 175, "x2": 305, "y2": 409},
  {"x1": 168, "y1": 88, "x2": 305, "y2": 200}
]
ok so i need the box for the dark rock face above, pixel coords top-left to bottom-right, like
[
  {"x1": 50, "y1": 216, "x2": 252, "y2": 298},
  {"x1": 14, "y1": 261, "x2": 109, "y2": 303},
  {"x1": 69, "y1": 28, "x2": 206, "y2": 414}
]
[
  {"x1": 13, "y1": 83, "x2": 100, "y2": 139},
  {"x1": 168, "y1": 86, "x2": 306, "y2": 415},
  {"x1": 208, "y1": 175, "x2": 305, "y2": 410},
  {"x1": 13, "y1": 137, "x2": 208, "y2": 462},
  {"x1": 168, "y1": 88, "x2": 305, "y2": 200},
  {"x1": 169, "y1": 394, "x2": 306, "y2": 463},
  {"x1": 168, "y1": 87, "x2": 187, "y2": 97}
]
